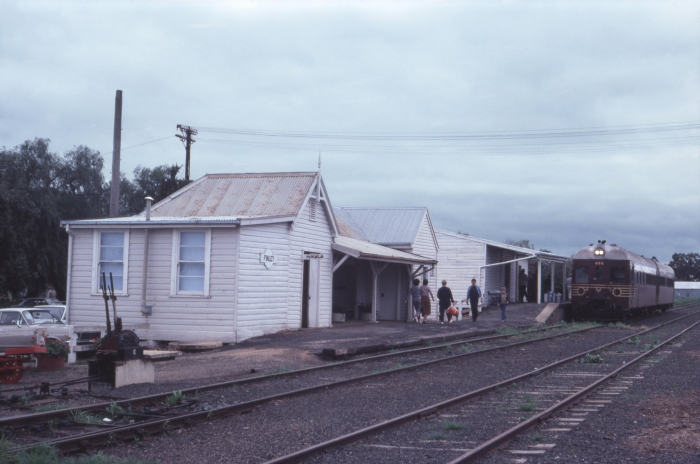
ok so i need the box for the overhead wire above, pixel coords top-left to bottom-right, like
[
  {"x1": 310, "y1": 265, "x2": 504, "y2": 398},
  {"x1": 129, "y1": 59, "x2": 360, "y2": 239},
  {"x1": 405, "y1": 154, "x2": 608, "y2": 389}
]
[{"x1": 100, "y1": 136, "x2": 174, "y2": 156}]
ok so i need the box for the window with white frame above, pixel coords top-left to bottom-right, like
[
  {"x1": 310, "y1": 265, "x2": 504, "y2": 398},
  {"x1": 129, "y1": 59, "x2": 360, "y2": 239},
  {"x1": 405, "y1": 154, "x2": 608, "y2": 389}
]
[
  {"x1": 171, "y1": 230, "x2": 211, "y2": 296},
  {"x1": 93, "y1": 230, "x2": 129, "y2": 294}
]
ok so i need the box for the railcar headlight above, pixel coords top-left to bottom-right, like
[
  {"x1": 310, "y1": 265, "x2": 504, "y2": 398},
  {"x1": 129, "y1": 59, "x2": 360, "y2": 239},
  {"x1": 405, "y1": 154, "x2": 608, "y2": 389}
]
[{"x1": 594, "y1": 248, "x2": 605, "y2": 256}]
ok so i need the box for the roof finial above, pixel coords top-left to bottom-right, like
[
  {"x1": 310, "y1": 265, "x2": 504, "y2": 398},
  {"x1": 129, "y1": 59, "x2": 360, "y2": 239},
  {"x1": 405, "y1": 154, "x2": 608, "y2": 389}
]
[{"x1": 318, "y1": 150, "x2": 322, "y2": 171}]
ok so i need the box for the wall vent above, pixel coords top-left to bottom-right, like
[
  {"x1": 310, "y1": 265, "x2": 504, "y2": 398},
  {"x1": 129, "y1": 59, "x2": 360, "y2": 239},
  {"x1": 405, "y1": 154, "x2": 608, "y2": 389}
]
[{"x1": 309, "y1": 199, "x2": 317, "y2": 222}]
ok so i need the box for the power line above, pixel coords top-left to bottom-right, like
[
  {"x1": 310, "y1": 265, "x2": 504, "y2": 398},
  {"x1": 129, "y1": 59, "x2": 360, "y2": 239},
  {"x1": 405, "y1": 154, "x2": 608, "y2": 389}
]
[
  {"x1": 101, "y1": 136, "x2": 173, "y2": 156},
  {"x1": 196, "y1": 121, "x2": 700, "y2": 141}
]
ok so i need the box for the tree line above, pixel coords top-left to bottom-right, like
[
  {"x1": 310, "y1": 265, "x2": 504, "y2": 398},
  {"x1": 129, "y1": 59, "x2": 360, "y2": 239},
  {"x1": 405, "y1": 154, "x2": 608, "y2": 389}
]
[{"x1": 0, "y1": 138, "x2": 189, "y2": 300}]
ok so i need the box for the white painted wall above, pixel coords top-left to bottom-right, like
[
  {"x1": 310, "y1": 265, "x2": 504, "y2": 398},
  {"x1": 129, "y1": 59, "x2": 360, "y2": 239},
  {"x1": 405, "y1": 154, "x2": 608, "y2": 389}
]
[
  {"x1": 236, "y1": 222, "x2": 290, "y2": 342},
  {"x1": 410, "y1": 213, "x2": 440, "y2": 318},
  {"x1": 288, "y1": 196, "x2": 335, "y2": 329},
  {"x1": 435, "y1": 230, "x2": 486, "y2": 305}
]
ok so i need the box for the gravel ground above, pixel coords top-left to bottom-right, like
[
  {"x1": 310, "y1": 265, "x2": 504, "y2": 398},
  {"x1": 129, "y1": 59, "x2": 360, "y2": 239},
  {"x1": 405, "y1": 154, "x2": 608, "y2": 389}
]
[
  {"x1": 92, "y1": 324, "x2": 662, "y2": 463},
  {"x1": 307, "y1": 310, "x2": 700, "y2": 464},
  {"x1": 481, "y1": 313, "x2": 700, "y2": 464},
  {"x1": 1, "y1": 307, "x2": 695, "y2": 463}
]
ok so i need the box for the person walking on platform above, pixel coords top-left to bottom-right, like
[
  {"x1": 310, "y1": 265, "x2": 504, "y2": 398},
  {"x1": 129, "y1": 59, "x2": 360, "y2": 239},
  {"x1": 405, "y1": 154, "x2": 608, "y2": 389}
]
[
  {"x1": 499, "y1": 287, "x2": 509, "y2": 322},
  {"x1": 437, "y1": 280, "x2": 455, "y2": 324},
  {"x1": 410, "y1": 279, "x2": 422, "y2": 323},
  {"x1": 518, "y1": 268, "x2": 528, "y2": 303},
  {"x1": 466, "y1": 278, "x2": 482, "y2": 322},
  {"x1": 420, "y1": 279, "x2": 434, "y2": 323}
]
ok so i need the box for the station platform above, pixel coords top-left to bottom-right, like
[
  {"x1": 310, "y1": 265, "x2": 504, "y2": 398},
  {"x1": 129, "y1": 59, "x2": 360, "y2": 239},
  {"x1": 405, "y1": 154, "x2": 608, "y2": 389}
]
[{"x1": 239, "y1": 303, "x2": 551, "y2": 359}]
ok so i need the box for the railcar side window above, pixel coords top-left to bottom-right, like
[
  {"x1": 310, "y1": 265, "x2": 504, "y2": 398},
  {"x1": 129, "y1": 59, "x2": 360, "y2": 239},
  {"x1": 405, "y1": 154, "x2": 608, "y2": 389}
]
[
  {"x1": 610, "y1": 266, "x2": 626, "y2": 284},
  {"x1": 667, "y1": 278, "x2": 674, "y2": 288},
  {"x1": 575, "y1": 266, "x2": 589, "y2": 284},
  {"x1": 594, "y1": 265, "x2": 604, "y2": 280},
  {"x1": 647, "y1": 274, "x2": 657, "y2": 286}
]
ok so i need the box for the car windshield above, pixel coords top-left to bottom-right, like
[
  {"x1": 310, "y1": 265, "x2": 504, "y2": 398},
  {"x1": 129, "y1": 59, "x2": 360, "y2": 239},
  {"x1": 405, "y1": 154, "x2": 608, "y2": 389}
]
[
  {"x1": 27, "y1": 310, "x2": 61, "y2": 324},
  {"x1": 21, "y1": 311, "x2": 36, "y2": 325},
  {"x1": 46, "y1": 307, "x2": 66, "y2": 320}
]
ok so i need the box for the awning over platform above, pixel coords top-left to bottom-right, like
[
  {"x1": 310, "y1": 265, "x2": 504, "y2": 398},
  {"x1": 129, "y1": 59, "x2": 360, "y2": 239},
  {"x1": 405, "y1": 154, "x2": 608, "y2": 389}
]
[{"x1": 332, "y1": 236, "x2": 436, "y2": 266}]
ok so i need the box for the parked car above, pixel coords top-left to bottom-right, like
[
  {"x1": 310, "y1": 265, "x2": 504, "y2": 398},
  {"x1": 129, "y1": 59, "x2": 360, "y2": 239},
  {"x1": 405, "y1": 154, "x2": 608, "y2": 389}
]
[
  {"x1": 0, "y1": 308, "x2": 71, "y2": 351},
  {"x1": 11, "y1": 298, "x2": 64, "y2": 308},
  {"x1": 41, "y1": 305, "x2": 67, "y2": 323}
]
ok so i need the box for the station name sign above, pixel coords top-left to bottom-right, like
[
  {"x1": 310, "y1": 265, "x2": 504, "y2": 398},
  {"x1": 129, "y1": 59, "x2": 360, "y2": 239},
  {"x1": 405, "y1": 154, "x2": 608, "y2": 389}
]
[
  {"x1": 260, "y1": 249, "x2": 276, "y2": 269},
  {"x1": 304, "y1": 253, "x2": 324, "y2": 260}
]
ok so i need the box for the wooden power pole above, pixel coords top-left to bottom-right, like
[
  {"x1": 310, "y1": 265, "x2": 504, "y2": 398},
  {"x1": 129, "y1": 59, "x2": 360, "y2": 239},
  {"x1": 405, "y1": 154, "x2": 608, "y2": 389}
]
[
  {"x1": 176, "y1": 124, "x2": 197, "y2": 181},
  {"x1": 109, "y1": 90, "x2": 123, "y2": 218}
]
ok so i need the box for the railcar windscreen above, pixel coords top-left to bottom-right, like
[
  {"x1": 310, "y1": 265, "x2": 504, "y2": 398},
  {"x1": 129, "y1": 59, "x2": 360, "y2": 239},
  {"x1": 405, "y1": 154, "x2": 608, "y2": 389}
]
[
  {"x1": 610, "y1": 266, "x2": 626, "y2": 284},
  {"x1": 575, "y1": 266, "x2": 589, "y2": 284},
  {"x1": 594, "y1": 265, "x2": 604, "y2": 281}
]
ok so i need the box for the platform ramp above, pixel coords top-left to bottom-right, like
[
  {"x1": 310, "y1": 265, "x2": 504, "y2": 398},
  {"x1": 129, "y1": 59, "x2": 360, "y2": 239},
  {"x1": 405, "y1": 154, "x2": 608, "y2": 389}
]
[{"x1": 535, "y1": 303, "x2": 570, "y2": 325}]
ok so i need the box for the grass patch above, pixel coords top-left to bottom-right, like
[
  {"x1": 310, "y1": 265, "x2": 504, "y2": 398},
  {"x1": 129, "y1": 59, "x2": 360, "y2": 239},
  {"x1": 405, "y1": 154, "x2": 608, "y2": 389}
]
[
  {"x1": 518, "y1": 395, "x2": 537, "y2": 411},
  {"x1": 624, "y1": 336, "x2": 641, "y2": 345},
  {"x1": 532, "y1": 432, "x2": 544, "y2": 442},
  {"x1": 0, "y1": 438, "x2": 156, "y2": 463},
  {"x1": 442, "y1": 421, "x2": 466, "y2": 430},
  {"x1": 608, "y1": 321, "x2": 633, "y2": 329},
  {"x1": 496, "y1": 326, "x2": 522, "y2": 336},
  {"x1": 580, "y1": 353, "x2": 605, "y2": 364},
  {"x1": 34, "y1": 403, "x2": 70, "y2": 413},
  {"x1": 164, "y1": 391, "x2": 183, "y2": 407},
  {"x1": 427, "y1": 432, "x2": 448, "y2": 440},
  {"x1": 71, "y1": 410, "x2": 103, "y2": 425},
  {"x1": 264, "y1": 367, "x2": 291, "y2": 376},
  {"x1": 458, "y1": 343, "x2": 470, "y2": 353}
]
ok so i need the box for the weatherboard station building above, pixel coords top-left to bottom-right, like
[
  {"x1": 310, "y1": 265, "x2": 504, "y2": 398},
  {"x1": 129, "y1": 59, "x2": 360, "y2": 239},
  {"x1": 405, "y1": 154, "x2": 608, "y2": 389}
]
[{"x1": 61, "y1": 172, "x2": 437, "y2": 344}]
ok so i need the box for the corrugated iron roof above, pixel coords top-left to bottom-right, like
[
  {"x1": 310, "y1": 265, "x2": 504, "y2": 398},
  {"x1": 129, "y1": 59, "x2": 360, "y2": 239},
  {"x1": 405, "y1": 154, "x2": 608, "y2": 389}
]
[
  {"x1": 333, "y1": 236, "x2": 436, "y2": 266},
  {"x1": 334, "y1": 207, "x2": 427, "y2": 246},
  {"x1": 149, "y1": 172, "x2": 318, "y2": 218},
  {"x1": 435, "y1": 229, "x2": 568, "y2": 261}
]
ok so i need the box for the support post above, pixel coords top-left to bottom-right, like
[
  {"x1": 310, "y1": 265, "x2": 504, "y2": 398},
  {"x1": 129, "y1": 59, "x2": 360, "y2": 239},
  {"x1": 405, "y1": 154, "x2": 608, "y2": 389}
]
[
  {"x1": 369, "y1": 261, "x2": 388, "y2": 323},
  {"x1": 176, "y1": 124, "x2": 197, "y2": 181},
  {"x1": 537, "y1": 259, "x2": 542, "y2": 303},
  {"x1": 550, "y1": 262, "x2": 555, "y2": 294},
  {"x1": 109, "y1": 90, "x2": 122, "y2": 218},
  {"x1": 562, "y1": 262, "x2": 567, "y2": 301}
]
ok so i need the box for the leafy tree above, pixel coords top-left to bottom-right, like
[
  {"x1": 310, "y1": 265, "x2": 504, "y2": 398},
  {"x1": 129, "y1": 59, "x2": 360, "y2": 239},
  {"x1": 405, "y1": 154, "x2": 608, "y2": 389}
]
[
  {"x1": 668, "y1": 253, "x2": 700, "y2": 281},
  {"x1": 115, "y1": 164, "x2": 189, "y2": 216},
  {"x1": 505, "y1": 239, "x2": 535, "y2": 250},
  {"x1": 0, "y1": 138, "x2": 190, "y2": 300}
]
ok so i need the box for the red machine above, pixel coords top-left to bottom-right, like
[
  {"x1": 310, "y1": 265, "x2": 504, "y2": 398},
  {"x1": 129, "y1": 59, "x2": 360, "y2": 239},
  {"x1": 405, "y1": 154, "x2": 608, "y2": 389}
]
[{"x1": 0, "y1": 330, "x2": 48, "y2": 384}]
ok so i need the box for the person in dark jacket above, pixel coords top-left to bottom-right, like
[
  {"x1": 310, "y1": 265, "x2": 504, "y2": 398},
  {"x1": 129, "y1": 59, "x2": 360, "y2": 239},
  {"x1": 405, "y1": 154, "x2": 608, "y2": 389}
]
[
  {"x1": 437, "y1": 280, "x2": 455, "y2": 324},
  {"x1": 466, "y1": 278, "x2": 482, "y2": 322},
  {"x1": 518, "y1": 268, "x2": 528, "y2": 302}
]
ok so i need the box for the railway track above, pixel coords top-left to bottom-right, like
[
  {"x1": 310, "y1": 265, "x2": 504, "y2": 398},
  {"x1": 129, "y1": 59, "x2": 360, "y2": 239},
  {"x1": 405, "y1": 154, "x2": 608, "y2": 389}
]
[
  {"x1": 2, "y1": 323, "x2": 601, "y2": 452},
  {"x1": 263, "y1": 307, "x2": 700, "y2": 463},
  {"x1": 1, "y1": 306, "x2": 695, "y2": 461}
]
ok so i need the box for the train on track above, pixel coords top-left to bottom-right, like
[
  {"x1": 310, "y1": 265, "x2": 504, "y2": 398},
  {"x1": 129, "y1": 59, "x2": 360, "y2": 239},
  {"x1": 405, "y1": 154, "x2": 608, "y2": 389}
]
[{"x1": 571, "y1": 242, "x2": 675, "y2": 321}]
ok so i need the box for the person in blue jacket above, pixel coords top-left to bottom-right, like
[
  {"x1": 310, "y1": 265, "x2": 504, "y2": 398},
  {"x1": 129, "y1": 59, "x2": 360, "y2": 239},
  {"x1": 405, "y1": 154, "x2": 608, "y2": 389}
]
[{"x1": 466, "y1": 278, "x2": 482, "y2": 322}]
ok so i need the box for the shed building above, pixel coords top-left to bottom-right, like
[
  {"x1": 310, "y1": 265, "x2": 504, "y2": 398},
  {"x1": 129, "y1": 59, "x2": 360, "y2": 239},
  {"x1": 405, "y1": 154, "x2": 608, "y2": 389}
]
[
  {"x1": 674, "y1": 281, "x2": 700, "y2": 298},
  {"x1": 435, "y1": 230, "x2": 569, "y2": 305},
  {"x1": 331, "y1": 207, "x2": 439, "y2": 321},
  {"x1": 62, "y1": 172, "x2": 339, "y2": 343}
]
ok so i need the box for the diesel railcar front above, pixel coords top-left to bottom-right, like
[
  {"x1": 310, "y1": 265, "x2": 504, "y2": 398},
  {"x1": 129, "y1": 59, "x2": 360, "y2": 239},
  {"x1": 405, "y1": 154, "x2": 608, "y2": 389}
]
[{"x1": 571, "y1": 244, "x2": 674, "y2": 321}]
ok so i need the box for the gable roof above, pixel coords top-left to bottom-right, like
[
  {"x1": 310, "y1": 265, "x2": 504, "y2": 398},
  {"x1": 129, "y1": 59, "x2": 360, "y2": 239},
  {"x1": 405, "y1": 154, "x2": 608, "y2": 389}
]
[
  {"x1": 333, "y1": 207, "x2": 435, "y2": 248},
  {"x1": 148, "y1": 172, "x2": 317, "y2": 219},
  {"x1": 435, "y1": 229, "x2": 568, "y2": 261},
  {"x1": 63, "y1": 172, "x2": 338, "y2": 233}
]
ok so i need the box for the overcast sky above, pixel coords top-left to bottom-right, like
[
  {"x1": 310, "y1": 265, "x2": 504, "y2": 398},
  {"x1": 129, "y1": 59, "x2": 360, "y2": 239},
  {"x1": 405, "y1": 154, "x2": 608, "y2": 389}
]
[{"x1": 1, "y1": 1, "x2": 698, "y2": 262}]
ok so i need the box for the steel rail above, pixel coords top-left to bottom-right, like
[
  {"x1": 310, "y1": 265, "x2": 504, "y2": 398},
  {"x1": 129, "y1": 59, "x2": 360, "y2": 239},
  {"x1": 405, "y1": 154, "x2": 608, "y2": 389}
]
[
  {"x1": 261, "y1": 309, "x2": 700, "y2": 464},
  {"x1": 6, "y1": 308, "x2": 694, "y2": 454},
  {"x1": 7, "y1": 323, "x2": 606, "y2": 452},
  {"x1": 448, "y1": 317, "x2": 700, "y2": 463},
  {"x1": 0, "y1": 323, "x2": 584, "y2": 428}
]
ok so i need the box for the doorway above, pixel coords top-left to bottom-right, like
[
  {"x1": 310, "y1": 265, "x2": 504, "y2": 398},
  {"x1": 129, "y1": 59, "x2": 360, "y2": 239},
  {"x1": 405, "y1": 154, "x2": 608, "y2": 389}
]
[
  {"x1": 301, "y1": 256, "x2": 321, "y2": 328},
  {"x1": 377, "y1": 266, "x2": 399, "y2": 320}
]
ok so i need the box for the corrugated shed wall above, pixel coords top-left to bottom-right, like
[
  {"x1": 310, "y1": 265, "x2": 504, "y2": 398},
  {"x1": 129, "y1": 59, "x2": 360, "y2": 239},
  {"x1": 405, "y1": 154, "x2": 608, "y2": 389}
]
[
  {"x1": 288, "y1": 196, "x2": 334, "y2": 329},
  {"x1": 435, "y1": 231, "x2": 486, "y2": 303},
  {"x1": 411, "y1": 214, "x2": 440, "y2": 319}
]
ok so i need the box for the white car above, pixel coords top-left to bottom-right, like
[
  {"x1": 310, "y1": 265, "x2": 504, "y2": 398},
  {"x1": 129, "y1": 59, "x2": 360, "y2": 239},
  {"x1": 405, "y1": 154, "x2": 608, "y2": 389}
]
[
  {"x1": 0, "y1": 308, "x2": 71, "y2": 351},
  {"x1": 40, "y1": 305, "x2": 67, "y2": 323}
]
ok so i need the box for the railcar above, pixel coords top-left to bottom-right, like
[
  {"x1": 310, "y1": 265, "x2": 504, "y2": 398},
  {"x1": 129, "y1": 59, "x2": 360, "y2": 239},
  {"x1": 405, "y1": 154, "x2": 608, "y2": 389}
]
[{"x1": 571, "y1": 243, "x2": 675, "y2": 321}]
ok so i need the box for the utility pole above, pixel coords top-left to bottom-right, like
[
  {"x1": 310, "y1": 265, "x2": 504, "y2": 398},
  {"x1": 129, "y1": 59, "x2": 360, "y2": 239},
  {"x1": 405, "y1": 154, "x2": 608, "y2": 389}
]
[
  {"x1": 109, "y1": 90, "x2": 123, "y2": 218},
  {"x1": 176, "y1": 124, "x2": 197, "y2": 181}
]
